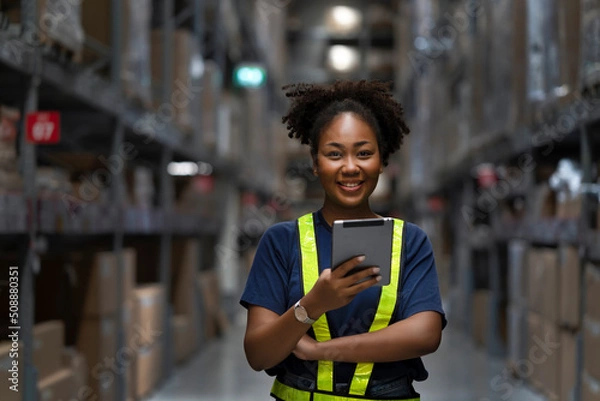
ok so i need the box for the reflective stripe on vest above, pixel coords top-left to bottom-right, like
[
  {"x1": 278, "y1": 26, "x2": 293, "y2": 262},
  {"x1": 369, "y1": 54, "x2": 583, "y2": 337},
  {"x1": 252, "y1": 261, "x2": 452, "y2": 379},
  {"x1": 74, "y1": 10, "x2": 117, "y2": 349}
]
[
  {"x1": 349, "y1": 217, "x2": 404, "y2": 396},
  {"x1": 295, "y1": 213, "x2": 404, "y2": 397},
  {"x1": 298, "y1": 212, "x2": 334, "y2": 392},
  {"x1": 271, "y1": 379, "x2": 419, "y2": 401}
]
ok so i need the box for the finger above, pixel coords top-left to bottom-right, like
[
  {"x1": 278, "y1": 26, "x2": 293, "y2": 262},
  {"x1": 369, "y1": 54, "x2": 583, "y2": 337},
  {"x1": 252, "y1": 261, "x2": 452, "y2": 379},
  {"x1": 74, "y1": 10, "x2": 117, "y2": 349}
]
[
  {"x1": 333, "y1": 255, "x2": 367, "y2": 277},
  {"x1": 346, "y1": 267, "x2": 381, "y2": 286},
  {"x1": 348, "y1": 272, "x2": 382, "y2": 292}
]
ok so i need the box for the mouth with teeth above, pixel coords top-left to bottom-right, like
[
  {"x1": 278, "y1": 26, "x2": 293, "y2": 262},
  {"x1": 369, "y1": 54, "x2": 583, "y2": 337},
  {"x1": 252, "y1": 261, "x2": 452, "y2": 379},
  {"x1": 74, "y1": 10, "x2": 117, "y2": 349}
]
[{"x1": 338, "y1": 181, "x2": 364, "y2": 192}]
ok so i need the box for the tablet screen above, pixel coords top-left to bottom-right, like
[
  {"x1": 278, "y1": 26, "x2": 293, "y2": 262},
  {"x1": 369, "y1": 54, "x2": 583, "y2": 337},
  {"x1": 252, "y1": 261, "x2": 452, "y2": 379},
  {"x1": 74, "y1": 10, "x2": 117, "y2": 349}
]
[{"x1": 331, "y1": 218, "x2": 394, "y2": 286}]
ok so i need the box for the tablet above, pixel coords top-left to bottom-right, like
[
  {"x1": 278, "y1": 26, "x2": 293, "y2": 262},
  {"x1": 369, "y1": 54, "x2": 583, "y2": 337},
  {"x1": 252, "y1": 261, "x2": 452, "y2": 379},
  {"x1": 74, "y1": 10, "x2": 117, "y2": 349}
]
[{"x1": 331, "y1": 217, "x2": 394, "y2": 286}]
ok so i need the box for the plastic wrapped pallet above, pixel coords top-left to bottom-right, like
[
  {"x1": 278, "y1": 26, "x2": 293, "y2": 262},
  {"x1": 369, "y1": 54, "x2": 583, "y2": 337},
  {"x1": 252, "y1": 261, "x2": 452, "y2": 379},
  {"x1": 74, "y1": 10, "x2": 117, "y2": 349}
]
[
  {"x1": 121, "y1": 0, "x2": 152, "y2": 108},
  {"x1": 5, "y1": 1, "x2": 85, "y2": 57},
  {"x1": 581, "y1": 0, "x2": 600, "y2": 88},
  {"x1": 526, "y1": 0, "x2": 564, "y2": 119}
]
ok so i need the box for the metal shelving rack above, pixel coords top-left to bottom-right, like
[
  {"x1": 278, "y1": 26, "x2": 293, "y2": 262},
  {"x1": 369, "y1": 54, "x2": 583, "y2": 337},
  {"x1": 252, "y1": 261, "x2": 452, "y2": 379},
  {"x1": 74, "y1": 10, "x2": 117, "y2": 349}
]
[{"x1": 0, "y1": 0, "x2": 234, "y2": 400}]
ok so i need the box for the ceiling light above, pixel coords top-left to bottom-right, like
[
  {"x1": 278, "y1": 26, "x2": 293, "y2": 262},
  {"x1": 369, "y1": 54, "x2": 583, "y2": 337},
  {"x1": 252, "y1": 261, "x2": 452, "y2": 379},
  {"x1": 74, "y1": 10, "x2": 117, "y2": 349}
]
[
  {"x1": 327, "y1": 45, "x2": 360, "y2": 73},
  {"x1": 327, "y1": 6, "x2": 362, "y2": 34}
]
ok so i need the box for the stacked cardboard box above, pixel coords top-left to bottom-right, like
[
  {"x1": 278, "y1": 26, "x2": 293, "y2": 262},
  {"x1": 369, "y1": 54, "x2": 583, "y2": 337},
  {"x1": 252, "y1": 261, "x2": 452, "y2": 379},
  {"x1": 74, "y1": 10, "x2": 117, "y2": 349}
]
[
  {"x1": 170, "y1": 240, "x2": 200, "y2": 364},
  {"x1": 583, "y1": 263, "x2": 600, "y2": 400},
  {"x1": 133, "y1": 283, "x2": 165, "y2": 398},
  {"x1": 81, "y1": 0, "x2": 153, "y2": 107},
  {"x1": 524, "y1": 246, "x2": 583, "y2": 400},
  {"x1": 526, "y1": 247, "x2": 560, "y2": 400},
  {"x1": 150, "y1": 28, "x2": 201, "y2": 136},
  {"x1": 197, "y1": 270, "x2": 229, "y2": 340},
  {"x1": 581, "y1": 0, "x2": 600, "y2": 89},
  {"x1": 0, "y1": 321, "x2": 85, "y2": 401},
  {"x1": 74, "y1": 249, "x2": 137, "y2": 401},
  {"x1": 0, "y1": 106, "x2": 22, "y2": 194}
]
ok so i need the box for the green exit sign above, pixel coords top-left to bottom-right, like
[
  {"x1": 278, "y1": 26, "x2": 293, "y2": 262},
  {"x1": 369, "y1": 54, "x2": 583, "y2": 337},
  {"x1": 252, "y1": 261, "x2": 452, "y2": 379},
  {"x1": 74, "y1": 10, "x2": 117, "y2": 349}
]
[{"x1": 234, "y1": 64, "x2": 267, "y2": 88}]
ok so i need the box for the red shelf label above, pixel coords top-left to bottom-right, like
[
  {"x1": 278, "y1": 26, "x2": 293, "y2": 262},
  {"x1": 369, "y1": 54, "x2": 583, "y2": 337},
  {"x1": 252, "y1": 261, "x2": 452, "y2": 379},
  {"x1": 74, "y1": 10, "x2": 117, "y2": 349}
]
[{"x1": 26, "y1": 111, "x2": 61, "y2": 144}]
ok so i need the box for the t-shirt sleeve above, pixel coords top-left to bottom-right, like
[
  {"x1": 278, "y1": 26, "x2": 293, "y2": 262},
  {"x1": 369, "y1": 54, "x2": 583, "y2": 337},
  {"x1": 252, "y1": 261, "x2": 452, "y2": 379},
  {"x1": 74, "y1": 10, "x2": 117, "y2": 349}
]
[
  {"x1": 239, "y1": 222, "x2": 295, "y2": 316},
  {"x1": 398, "y1": 223, "x2": 447, "y2": 329}
]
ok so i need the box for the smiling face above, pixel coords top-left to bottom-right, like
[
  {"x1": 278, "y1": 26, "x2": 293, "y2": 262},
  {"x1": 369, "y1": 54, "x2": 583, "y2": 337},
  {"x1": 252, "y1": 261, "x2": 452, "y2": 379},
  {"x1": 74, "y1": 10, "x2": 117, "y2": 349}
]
[{"x1": 314, "y1": 112, "x2": 383, "y2": 221}]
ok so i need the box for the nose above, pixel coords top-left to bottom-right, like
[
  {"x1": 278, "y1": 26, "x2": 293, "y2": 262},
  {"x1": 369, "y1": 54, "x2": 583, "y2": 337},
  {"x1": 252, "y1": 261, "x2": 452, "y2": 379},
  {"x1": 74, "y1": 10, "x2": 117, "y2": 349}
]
[{"x1": 341, "y1": 156, "x2": 360, "y2": 175}]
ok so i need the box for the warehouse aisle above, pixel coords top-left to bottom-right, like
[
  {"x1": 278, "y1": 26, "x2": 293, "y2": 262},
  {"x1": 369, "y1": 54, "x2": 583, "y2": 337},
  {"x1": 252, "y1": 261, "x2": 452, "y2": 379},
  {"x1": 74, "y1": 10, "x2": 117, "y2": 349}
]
[{"x1": 148, "y1": 316, "x2": 545, "y2": 401}]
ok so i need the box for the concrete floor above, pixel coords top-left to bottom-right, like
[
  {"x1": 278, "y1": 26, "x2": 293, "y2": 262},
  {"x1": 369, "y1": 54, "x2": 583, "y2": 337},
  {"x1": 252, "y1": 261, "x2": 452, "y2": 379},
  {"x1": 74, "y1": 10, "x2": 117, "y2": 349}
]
[{"x1": 148, "y1": 317, "x2": 546, "y2": 401}]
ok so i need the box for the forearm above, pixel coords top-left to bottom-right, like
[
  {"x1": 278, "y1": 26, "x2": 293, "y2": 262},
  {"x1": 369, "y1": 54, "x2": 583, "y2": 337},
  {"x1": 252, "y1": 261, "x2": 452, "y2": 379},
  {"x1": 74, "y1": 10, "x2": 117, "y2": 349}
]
[
  {"x1": 244, "y1": 301, "x2": 324, "y2": 371},
  {"x1": 314, "y1": 312, "x2": 442, "y2": 363}
]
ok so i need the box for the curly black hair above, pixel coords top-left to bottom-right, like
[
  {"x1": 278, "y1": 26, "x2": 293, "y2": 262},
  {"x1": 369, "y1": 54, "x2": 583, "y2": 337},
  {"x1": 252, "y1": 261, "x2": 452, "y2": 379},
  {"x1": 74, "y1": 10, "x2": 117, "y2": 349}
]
[{"x1": 281, "y1": 80, "x2": 410, "y2": 166}]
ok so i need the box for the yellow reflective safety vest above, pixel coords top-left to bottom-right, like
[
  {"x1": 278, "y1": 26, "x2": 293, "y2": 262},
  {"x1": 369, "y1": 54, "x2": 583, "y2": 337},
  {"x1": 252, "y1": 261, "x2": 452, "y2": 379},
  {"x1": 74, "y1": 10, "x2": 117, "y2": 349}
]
[{"x1": 271, "y1": 213, "x2": 419, "y2": 401}]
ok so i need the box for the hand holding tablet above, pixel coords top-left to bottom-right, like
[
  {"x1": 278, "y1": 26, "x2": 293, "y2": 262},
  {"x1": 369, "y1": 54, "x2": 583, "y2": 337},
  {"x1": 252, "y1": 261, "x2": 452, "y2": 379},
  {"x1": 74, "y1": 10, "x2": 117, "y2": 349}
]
[{"x1": 331, "y1": 217, "x2": 394, "y2": 286}]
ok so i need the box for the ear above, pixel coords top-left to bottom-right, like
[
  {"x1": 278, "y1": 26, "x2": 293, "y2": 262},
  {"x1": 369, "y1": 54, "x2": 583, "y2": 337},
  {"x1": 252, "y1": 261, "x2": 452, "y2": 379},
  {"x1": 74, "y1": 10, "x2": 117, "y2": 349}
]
[{"x1": 379, "y1": 166, "x2": 384, "y2": 174}]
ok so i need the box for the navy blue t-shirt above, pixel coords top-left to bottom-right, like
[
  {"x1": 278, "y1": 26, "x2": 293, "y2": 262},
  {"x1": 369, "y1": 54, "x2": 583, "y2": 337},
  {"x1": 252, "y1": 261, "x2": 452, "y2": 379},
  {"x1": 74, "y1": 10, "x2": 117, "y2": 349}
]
[{"x1": 240, "y1": 210, "x2": 446, "y2": 384}]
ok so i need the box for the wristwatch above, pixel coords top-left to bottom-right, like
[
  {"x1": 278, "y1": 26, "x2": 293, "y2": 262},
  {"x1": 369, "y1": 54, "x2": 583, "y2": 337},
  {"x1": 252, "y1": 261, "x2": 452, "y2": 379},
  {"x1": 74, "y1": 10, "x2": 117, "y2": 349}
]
[{"x1": 294, "y1": 301, "x2": 316, "y2": 324}]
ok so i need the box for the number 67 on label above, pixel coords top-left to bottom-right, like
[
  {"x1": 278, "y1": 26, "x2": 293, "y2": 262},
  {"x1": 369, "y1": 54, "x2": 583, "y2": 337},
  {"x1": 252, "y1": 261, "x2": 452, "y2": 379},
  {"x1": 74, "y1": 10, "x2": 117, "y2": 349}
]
[{"x1": 26, "y1": 111, "x2": 61, "y2": 144}]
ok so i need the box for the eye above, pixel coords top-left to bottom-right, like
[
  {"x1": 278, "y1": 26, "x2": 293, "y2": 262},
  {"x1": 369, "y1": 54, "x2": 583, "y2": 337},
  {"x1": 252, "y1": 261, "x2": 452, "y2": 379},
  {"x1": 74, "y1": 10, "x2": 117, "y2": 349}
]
[
  {"x1": 326, "y1": 151, "x2": 342, "y2": 158},
  {"x1": 358, "y1": 150, "x2": 373, "y2": 157}
]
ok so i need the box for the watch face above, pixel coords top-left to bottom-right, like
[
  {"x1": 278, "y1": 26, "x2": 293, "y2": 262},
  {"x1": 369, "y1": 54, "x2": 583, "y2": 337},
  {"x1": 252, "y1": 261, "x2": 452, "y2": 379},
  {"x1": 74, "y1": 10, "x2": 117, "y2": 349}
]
[{"x1": 295, "y1": 304, "x2": 308, "y2": 322}]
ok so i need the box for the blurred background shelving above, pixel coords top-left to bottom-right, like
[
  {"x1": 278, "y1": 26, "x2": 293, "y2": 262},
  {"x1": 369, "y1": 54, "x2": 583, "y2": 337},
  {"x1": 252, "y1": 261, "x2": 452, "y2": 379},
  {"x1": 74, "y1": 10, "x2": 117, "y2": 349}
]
[{"x1": 0, "y1": 0, "x2": 599, "y2": 400}]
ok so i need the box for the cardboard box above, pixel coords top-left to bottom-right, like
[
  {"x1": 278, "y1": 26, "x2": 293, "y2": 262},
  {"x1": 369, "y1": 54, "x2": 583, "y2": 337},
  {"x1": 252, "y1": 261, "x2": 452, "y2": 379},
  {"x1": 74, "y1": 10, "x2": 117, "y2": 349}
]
[
  {"x1": 33, "y1": 321, "x2": 65, "y2": 381},
  {"x1": 81, "y1": 0, "x2": 152, "y2": 105},
  {"x1": 133, "y1": 284, "x2": 165, "y2": 347},
  {"x1": 85, "y1": 374, "x2": 116, "y2": 401},
  {"x1": 527, "y1": 312, "x2": 543, "y2": 389},
  {"x1": 584, "y1": 316, "x2": 600, "y2": 381},
  {"x1": 38, "y1": 368, "x2": 77, "y2": 401},
  {"x1": 197, "y1": 271, "x2": 229, "y2": 339},
  {"x1": 471, "y1": 290, "x2": 491, "y2": 348},
  {"x1": 527, "y1": 248, "x2": 559, "y2": 323},
  {"x1": 171, "y1": 240, "x2": 199, "y2": 317},
  {"x1": 135, "y1": 343, "x2": 163, "y2": 399},
  {"x1": 73, "y1": 252, "x2": 118, "y2": 317},
  {"x1": 583, "y1": 371, "x2": 600, "y2": 401},
  {"x1": 586, "y1": 263, "x2": 600, "y2": 321},
  {"x1": 559, "y1": 245, "x2": 581, "y2": 329},
  {"x1": 556, "y1": 192, "x2": 583, "y2": 220},
  {"x1": 581, "y1": 0, "x2": 600, "y2": 88},
  {"x1": 560, "y1": 329, "x2": 578, "y2": 401},
  {"x1": 61, "y1": 348, "x2": 88, "y2": 396},
  {"x1": 507, "y1": 304, "x2": 527, "y2": 368},
  {"x1": 122, "y1": 248, "x2": 137, "y2": 305},
  {"x1": 527, "y1": 312, "x2": 560, "y2": 399},
  {"x1": 76, "y1": 317, "x2": 118, "y2": 370},
  {"x1": 150, "y1": 29, "x2": 198, "y2": 134},
  {"x1": 172, "y1": 315, "x2": 197, "y2": 365},
  {"x1": 0, "y1": 341, "x2": 22, "y2": 401}
]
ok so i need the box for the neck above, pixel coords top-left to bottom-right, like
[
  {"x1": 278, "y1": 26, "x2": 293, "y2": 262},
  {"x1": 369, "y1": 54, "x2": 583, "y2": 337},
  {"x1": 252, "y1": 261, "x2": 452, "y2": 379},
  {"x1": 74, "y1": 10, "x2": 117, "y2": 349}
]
[{"x1": 320, "y1": 202, "x2": 379, "y2": 226}]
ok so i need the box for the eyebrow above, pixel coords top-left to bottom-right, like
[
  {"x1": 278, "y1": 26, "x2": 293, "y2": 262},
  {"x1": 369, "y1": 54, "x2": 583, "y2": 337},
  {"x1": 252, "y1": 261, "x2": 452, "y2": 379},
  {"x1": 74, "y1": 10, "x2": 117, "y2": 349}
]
[{"x1": 323, "y1": 141, "x2": 372, "y2": 149}]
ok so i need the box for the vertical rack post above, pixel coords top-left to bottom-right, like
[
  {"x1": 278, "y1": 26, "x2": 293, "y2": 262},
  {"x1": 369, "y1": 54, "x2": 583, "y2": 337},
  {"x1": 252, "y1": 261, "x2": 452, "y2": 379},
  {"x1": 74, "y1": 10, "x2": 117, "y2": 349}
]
[
  {"x1": 192, "y1": 0, "x2": 206, "y2": 153},
  {"x1": 162, "y1": 0, "x2": 175, "y2": 104},
  {"x1": 111, "y1": 121, "x2": 126, "y2": 401},
  {"x1": 19, "y1": 1, "x2": 39, "y2": 400},
  {"x1": 158, "y1": 146, "x2": 174, "y2": 379},
  {"x1": 211, "y1": 0, "x2": 225, "y2": 149},
  {"x1": 192, "y1": 0, "x2": 206, "y2": 347},
  {"x1": 110, "y1": 2, "x2": 126, "y2": 399},
  {"x1": 575, "y1": 122, "x2": 593, "y2": 401}
]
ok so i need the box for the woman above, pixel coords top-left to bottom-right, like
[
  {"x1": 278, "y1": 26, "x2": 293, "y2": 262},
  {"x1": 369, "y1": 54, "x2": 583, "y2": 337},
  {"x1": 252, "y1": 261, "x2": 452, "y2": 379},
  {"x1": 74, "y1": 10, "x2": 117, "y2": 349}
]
[{"x1": 240, "y1": 80, "x2": 446, "y2": 400}]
